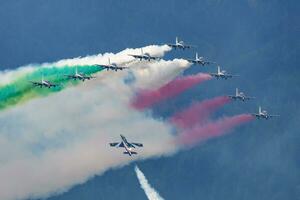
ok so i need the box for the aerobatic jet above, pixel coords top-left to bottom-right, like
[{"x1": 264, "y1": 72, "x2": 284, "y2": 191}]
[
  {"x1": 109, "y1": 134, "x2": 143, "y2": 156},
  {"x1": 251, "y1": 106, "x2": 280, "y2": 120},
  {"x1": 228, "y1": 88, "x2": 255, "y2": 101},
  {"x1": 64, "y1": 67, "x2": 95, "y2": 81},
  {"x1": 209, "y1": 66, "x2": 238, "y2": 79},
  {"x1": 186, "y1": 53, "x2": 215, "y2": 66},
  {"x1": 128, "y1": 48, "x2": 161, "y2": 61},
  {"x1": 29, "y1": 76, "x2": 59, "y2": 88},
  {"x1": 167, "y1": 37, "x2": 195, "y2": 50},
  {"x1": 96, "y1": 58, "x2": 128, "y2": 71}
]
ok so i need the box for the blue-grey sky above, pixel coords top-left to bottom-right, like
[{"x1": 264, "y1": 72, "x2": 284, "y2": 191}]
[{"x1": 0, "y1": 0, "x2": 299, "y2": 199}]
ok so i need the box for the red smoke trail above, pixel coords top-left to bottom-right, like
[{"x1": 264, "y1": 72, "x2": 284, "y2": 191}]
[
  {"x1": 176, "y1": 114, "x2": 254, "y2": 146},
  {"x1": 170, "y1": 96, "x2": 231, "y2": 129},
  {"x1": 131, "y1": 73, "x2": 212, "y2": 110}
]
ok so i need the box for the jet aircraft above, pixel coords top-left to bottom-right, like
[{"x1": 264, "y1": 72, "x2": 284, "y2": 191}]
[
  {"x1": 29, "y1": 76, "x2": 59, "y2": 88},
  {"x1": 96, "y1": 58, "x2": 128, "y2": 71},
  {"x1": 128, "y1": 48, "x2": 161, "y2": 61},
  {"x1": 167, "y1": 37, "x2": 195, "y2": 50},
  {"x1": 186, "y1": 53, "x2": 215, "y2": 66},
  {"x1": 109, "y1": 134, "x2": 143, "y2": 156},
  {"x1": 251, "y1": 106, "x2": 280, "y2": 120},
  {"x1": 228, "y1": 88, "x2": 255, "y2": 101},
  {"x1": 64, "y1": 67, "x2": 95, "y2": 81},
  {"x1": 209, "y1": 66, "x2": 238, "y2": 79}
]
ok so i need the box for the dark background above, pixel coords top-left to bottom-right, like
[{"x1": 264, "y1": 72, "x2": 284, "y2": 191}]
[{"x1": 0, "y1": 0, "x2": 299, "y2": 199}]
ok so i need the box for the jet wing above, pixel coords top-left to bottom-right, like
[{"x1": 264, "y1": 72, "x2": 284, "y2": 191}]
[
  {"x1": 183, "y1": 44, "x2": 197, "y2": 49},
  {"x1": 132, "y1": 142, "x2": 143, "y2": 147},
  {"x1": 209, "y1": 73, "x2": 219, "y2": 77},
  {"x1": 203, "y1": 61, "x2": 216, "y2": 65},
  {"x1": 116, "y1": 66, "x2": 129, "y2": 70},
  {"x1": 225, "y1": 74, "x2": 239, "y2": 78},
  {"x1": 64, "y1": 75, "x2": 76, "y2": 79},
  {"x1": 268, "y1": 114, "x2": 280, "y2": 118},
  {"x1": 149, "y1": 56, "x2": 161, "y2": 61},
  {"x1": 186, "y1": 59, "x2": 197, "y2": 64},
  {"x1": 29, "y1": 81, "x2": 42, "y2": 86},
  {"x1": 167, "y1": 43, "x2": 177, "y2": 48},
  {"x1": 128, "y1": 54, "x2": 143, "y2": 59},
  {"x1": 251, "y1": 113, "x2": 260, "y2": 118},
  {"x1": 109, "y1": 142, "x2": 125, "y2": 147},
  {"x1": 95, "y1": 64, "x2": 113, "y2": 69},
  {"x1": 245, "y1": 96, "x2": 256, "y2": 100},
  {"x1": 227, "y1": 95, "x2": 237, "y2": 99}
]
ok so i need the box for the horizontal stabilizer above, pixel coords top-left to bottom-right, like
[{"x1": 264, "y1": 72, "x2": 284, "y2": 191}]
[{"x1": 123, "y1": 151, "x2": 137, "y2": 155}]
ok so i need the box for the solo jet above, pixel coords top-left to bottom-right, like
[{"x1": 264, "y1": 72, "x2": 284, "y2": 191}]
[
  {"x1": 128, "y1": 48, "x2": 161, "y2": 61},
  {"x1": 96, "y1": 58, "x2": 128, "y2": 71},
  {"x1": 251, "y1": 106, "x2": 280, "y2": 120},
  {"x1": 109, "y1": 134, "x2": 143, "y2": 156},
  {"x1": 167, "y1": 37, "x2": 195, "y2": 50},
  {"x1": 186, "y1": 53, "x2": 215, "y2": 66},
  {"x1": 64, "y1": 67, "x2": 95, "y2": 81},
  {"x1": 209, "y1": 66, "x2": 238, "y2": 79},
  {"x1": 29, "y1": 76, "x2": 59, "y2": 88},
  {"x1": 228, "y1": 88, "x2": 255, "y2": 101}
]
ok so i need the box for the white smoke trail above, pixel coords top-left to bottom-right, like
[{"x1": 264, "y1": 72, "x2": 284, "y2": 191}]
[
  {"x1": 0, "y1": 45, "x2": 190, "y2": 200},
  {"x1": 135, "y1": 165, "x2": 165, "y2": 200},
  {"x1": 0, "y1": 45, "x2": 172, "y2": 86}
]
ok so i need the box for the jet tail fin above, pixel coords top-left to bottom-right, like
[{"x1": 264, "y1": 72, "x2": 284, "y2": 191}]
[
  {"x1": 259, "y1": 106, "x2": 262, "y2": 113},
  {"x1": 236, "y1": 88, "x2": 238, "y2": 96}
]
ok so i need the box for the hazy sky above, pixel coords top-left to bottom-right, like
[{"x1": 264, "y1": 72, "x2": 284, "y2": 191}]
[{"x1": 0, "y1": 1, "x2": 298, "y2": 200}]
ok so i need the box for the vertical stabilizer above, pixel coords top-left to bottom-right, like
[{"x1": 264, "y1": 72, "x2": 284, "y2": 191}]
[{"x1": 259, "y1": 106, "x2": 262, "y2": 114}]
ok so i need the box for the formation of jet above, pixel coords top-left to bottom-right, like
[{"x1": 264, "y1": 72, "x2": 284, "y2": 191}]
[
  {"x1": 209, "y1": 66, "x2": 238, "y2": 79},
  {"x1": 64, "y1": 67, "x2": 95, "y2": 81},
  {"x1": 167, "y1": 37, "x2": 195, "y2": 50},
  {"x1": 186, "y1": 53, "x2": 215, "y2": 66},
  {"x1": 228, "y1": 88, "x2": 255, "y2": 101},
  {"x1": 96, "y1": 58, "x2": 128, "y2": 71},
  {"x1": 29, "y1": 76, "x2": 59, "y2": 88},
  {"x1": 109, "y1": 134, "x2": 143, "y2": 156},
  {"x1": 128, "y1": 48, "x2": 161, "y2": 61},
  {"x1": 251, "y1": 106, "x2": 280, "y2": 120}
]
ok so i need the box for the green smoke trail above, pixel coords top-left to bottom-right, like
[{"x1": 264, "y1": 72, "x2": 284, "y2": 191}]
[{"x1": 0, "y1": 65, "x2": 103, "y2": 110}]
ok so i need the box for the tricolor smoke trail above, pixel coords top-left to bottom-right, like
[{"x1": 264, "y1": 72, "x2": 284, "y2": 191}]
[
  {"x1": 135, "y1": 165, "x2": 165, "y2": 200},
  {"x1": 176, "y1": 114, "x2": 254, "y2": 146},
  {"x1": 131, "y1": 73, "x2": 212, "y2": 110},
  {"x1": 0, "y1": 45, "x2": 188, "y2": 200},
  {"x1": 0, "y1": 43, "x2": 253, "y2": 200},
  {"x1": 0, "y1": 65, "x2": 102, "y2": 110},
  {"x1": 170, "y1": 96, "x2": 231, "y2": 129}
]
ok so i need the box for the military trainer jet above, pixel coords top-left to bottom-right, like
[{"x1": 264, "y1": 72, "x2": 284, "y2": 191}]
[
  {"x1": 209, "y1": 66, "x2": 238, "y2": 79},
  {"x1": 128, "y1": 48, "x2": 161, "y2": 61},
  {"x1": 167, "y1": 37, "x2": 195, "y2": 50},
  {"x1": 251, "y1": 106, "x2": 280, "y2": 120},
  {"x1": 228, "y1": 88, "x2": 255, "y2": 101},
  {"x1": 64, "y1": 67, "x2": 95, "y2": 81},
  {"x1": 96, "y1": 58, "x2": 128, "y2": 71},
  {"x1": 186, "y1": 53, "x2": 215, "y2": 66},
  {"x1": 29, "y1": 76, "x2": 59, "y2": 88},
  {"x1": 109, "y1": 134, "x2": 143, "y2": 156}
]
